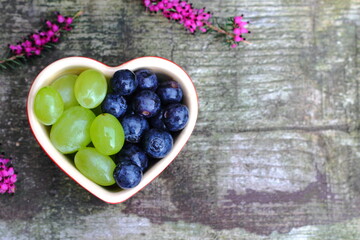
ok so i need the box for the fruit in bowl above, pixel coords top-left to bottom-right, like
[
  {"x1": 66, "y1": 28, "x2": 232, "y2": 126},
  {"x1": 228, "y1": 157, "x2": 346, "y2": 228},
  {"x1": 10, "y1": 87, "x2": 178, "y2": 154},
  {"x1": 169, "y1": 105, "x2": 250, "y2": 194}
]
[{"x1": 27, "y1": 56, "x2": 198, "y2": 203}]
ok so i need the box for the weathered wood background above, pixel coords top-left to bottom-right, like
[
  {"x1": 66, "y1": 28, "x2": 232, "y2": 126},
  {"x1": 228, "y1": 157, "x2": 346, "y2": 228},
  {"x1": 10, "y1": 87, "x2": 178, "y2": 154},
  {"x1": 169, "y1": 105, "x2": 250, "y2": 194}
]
[{"x1": 1, "y1": 0, "x2": 360, "y2": 239}]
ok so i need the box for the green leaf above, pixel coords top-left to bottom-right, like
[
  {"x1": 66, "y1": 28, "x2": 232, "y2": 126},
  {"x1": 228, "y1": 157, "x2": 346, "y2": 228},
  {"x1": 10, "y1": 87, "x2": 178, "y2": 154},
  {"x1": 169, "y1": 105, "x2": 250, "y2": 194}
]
[
  {"x1": 10, "y1": 59, "x2": 22, "y2": 66},
  {"x1": 47, "y1": 42, "x2": 57, "y2": 47},
  {"x1": 5, "y1": 62, "x2": 15, "y2": 70}
]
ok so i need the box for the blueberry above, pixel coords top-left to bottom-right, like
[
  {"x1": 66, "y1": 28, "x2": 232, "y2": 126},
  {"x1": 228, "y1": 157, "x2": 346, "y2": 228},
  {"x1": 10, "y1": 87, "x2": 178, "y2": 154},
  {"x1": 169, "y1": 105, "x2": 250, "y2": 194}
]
[
  {"x1": 115, "y1": 143, "x2": 148, "y2": 171},
  {"x1": 142, "y1": 129, "x2": 173, "y2": 158},
  {"x1": 132, "y1": 90, "x2": 161, "y2": 118},
  {"x1": 121, "y1": 114, "x2": 149, "y2": 143},
  {"x1": 101, "y1": 93, "x2": 127, "y2": 118},
  {"x1": 149, "y1": 109, "x2": 167, "y2": 131},
  {"x1": 163, "y1": 103, "x2": 189, "y2": 131},
  {"x1": 135, "y1": 69, "x2": 158, "y2": 91},
  {"x1": 156, "y1": 80, "x2": 183, "y2": 104},
  {"x1": 111, "y1": 69, "x2": 138, "y2": 96},
  {"x1": 113, "y1": 161, "x2": 142, "y2": 189}
]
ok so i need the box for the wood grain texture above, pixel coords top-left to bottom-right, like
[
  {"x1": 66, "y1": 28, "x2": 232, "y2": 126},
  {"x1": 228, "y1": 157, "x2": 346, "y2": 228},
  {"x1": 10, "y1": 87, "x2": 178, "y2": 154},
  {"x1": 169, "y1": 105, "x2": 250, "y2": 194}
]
[{"x1": 1, "y1": 0, "x2": 360, "y2": 239}]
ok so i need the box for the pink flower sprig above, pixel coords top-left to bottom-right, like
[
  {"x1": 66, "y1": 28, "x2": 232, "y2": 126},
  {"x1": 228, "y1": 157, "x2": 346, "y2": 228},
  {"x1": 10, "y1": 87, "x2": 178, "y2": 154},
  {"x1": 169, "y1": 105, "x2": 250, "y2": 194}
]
[
  {"x1": 0, "y1": 10, "x2": 83, "y2": 71},
  {"x1": 143, "y1": 0, "x2": 251, "y2": 48},
  {"x1": 0, "y1": 155, "x2": 17, "y2": 194}
]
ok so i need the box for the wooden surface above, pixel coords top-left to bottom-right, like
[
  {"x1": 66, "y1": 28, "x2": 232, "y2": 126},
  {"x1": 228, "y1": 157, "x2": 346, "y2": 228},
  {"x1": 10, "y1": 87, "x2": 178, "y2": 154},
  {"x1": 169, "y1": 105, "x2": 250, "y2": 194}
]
[{"x1": 1, "y1": 0, "x2": 360, "y2": 239}]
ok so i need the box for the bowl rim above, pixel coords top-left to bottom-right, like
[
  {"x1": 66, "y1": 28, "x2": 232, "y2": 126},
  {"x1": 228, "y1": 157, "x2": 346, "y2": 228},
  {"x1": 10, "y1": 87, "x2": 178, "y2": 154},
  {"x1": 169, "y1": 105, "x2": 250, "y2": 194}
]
[{"x1": 27, "y1": 56, "x2": 198, "y2": 204}]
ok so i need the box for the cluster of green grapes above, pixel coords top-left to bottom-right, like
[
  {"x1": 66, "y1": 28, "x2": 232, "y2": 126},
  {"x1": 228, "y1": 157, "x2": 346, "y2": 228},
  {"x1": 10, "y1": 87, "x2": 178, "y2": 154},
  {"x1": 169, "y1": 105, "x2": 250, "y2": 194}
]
[{"x1": 34, "y1": 69, "x2": 123, "y2": 186}]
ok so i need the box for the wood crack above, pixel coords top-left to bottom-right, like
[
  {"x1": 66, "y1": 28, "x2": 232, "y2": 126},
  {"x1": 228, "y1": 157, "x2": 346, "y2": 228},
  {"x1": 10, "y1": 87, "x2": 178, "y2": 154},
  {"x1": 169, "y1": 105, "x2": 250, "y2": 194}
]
[{"x1": 236, "y1": 124, "x2": 351, "y2": 133}]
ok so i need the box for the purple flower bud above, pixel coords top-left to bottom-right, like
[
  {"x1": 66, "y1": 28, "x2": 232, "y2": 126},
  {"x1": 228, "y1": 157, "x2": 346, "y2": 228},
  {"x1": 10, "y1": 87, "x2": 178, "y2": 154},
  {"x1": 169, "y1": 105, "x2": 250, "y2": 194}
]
[
  {"x1": 233, "y1": 28, "x2": 242, "y2": 35},
  {"x1": 157, "y1": 2, "x2": 164, "y2": 10},
  {"x1": 9, "y1": 45, "x2": 17, "y2": 51},
  {"x1": 234, "y1": 16, "x2": 243, "y2": 25},
  {"x1": 0, "y1": 169, "x2": 9, "y2": 177},
  {"x1": 10, "y1": 174, "x2": 17, "y2": 183},
  {"x1": 32, "y1": 33, "x2": 40, "y2": 40},
  {"x1": 7, "y1": 167, "x2": 14, "y2": 175},
  {"x1": 57, "y1": 14, "x2": 65, "y2": 23},
  {"x1": 0, "y1": 183, "x2": 8, "y2": 191},
  {"x1": 35, "y1": 39, "x2": 42, "y2": 46},
  {"x1": 52, "y1": 24, "x2": 59, "y2": 32},
  {"x1": 65, "y1": 17, "x2": 73, "y2": 25},
  {"x1": 46, "y1": 20, "x2": 53, "y2": 28},
  {"x1": 0, "y1": 157, "x2": 17, "y2": 194},
  {"x1": 47, "y1": 30, "x2": 55, "y2": 37},
  {"x1": 143, "y1": 0, "x2": 151, "y2": 7},
  {"x1": 234, "y1": 35, "x2": 243, "y2": 42}
]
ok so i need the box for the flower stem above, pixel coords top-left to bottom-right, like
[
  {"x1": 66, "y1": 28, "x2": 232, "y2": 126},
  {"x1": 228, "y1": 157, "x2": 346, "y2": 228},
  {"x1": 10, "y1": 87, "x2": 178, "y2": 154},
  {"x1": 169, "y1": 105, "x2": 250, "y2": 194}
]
[
  {"x1": 206, "y1": 23, "x2": 234, "y2": 37},
  {"x1": 73, "y1": 10, "x2": 84, "y2": 19},
  {"x1": 206, "y1": 22, "x2": 252, "y2": 45},
  {"x1": 0, "y1": 54, "x2": 24, "y2": 64}
]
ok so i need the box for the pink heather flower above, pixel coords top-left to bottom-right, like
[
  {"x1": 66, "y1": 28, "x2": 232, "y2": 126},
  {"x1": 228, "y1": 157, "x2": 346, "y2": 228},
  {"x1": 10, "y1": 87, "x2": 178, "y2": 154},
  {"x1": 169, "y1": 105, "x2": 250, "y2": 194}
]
[
  {"x1": 157, "y1": 2, "x2": 164, "y2": 9},
  {"x1": 142, "y1": 1, "x2": 250, "y2": 48},
  {"x1": 9, "y1": 45, "x2": 22, "y2": 55},
  {"x1": 0, "y1": 183, "x2": 8, "y2": 193},
  {"x1": 46, "y1": 20, "x2": 53, "y2": 29},
  {"x1": 231, "y1": 15, "x2": 250, "y2": 45},
  {"x1": 0, "y1": 158, "x2": 9, "y2": 165},
  {"x1": 47, "y1": 30, "x2": 55, "y2": 37},
  {"x1": 0, "y1": 156, "x2": 17, "y2": 194},
  {"x1": 57, "y1": 14, "x2": 65, "y2": 23},
  {"x1": 52, "y1": 24, "x2": 60, "y2": 32},
  {"x1": 143, "y1": 0, "x2": 212, "y2": 33},
  {"x1": 65, "y1": 17, "x2": 73, "y2": 25},
  {"x1": 234, "y1": 16, "x2": 243, "y2": 24},
  {"x1": 234, "y1": 35, "x2": 243, "y2": 42},
  {"x1": 144, "y1": 0, "x2": 151, "y2": 7},
  {"x1": 8, "y1": 11, "x2": 78, "y2": 58},
  {"x1": 233, "y1": 28, "x2": 242, "y2": 35}
]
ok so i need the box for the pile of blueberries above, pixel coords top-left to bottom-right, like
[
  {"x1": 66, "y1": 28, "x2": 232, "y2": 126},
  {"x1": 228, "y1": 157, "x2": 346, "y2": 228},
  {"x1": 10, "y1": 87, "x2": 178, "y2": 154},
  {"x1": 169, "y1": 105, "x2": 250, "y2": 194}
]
[{"x1": 102, "y1": 69, "x2": 189, "y2": 189}]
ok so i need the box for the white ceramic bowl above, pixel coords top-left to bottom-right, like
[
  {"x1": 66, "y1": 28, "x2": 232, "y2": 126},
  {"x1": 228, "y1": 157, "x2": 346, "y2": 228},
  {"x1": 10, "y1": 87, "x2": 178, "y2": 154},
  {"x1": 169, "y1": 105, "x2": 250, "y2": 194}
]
[{"x1": 27, "y1": 56, "x2": 198, "y2": 204}]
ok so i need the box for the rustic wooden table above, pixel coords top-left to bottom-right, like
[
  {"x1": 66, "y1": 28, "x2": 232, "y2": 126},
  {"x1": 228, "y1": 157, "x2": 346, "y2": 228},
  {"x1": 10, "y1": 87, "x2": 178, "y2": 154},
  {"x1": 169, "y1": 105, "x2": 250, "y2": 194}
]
[{"x1": 1, "y1": 0, "x2": 360, "y2": 239}]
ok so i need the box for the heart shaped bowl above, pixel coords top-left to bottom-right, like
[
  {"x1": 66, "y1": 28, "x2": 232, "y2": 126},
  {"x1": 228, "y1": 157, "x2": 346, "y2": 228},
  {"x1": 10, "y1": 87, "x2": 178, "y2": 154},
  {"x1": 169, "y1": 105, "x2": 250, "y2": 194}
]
[{"x1": 27, "y1": 56, "x2": 198, "y2": 204}]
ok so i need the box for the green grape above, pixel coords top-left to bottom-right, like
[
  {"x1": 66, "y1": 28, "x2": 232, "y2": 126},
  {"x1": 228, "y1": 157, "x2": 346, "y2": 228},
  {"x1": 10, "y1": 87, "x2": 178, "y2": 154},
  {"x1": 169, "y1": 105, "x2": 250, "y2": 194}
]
[
  {"x1": 90, "y1": 113, "x2": 125, "y2": 155},
  {"x1": 51, "y1": 74, "x2": 79, "y2": 109},
  {"x1": 34, "y1": 86, "x2": 64, "y2": 125},
  {"x1": 74, "y1": 69, "x2": 107, "y2": 109},
  {"x1": 50, "y1": 106, "x2": 95, "y2": 154},
  {"x1": 74, "y1": 147, "x2": 116, "y2": 186}
]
